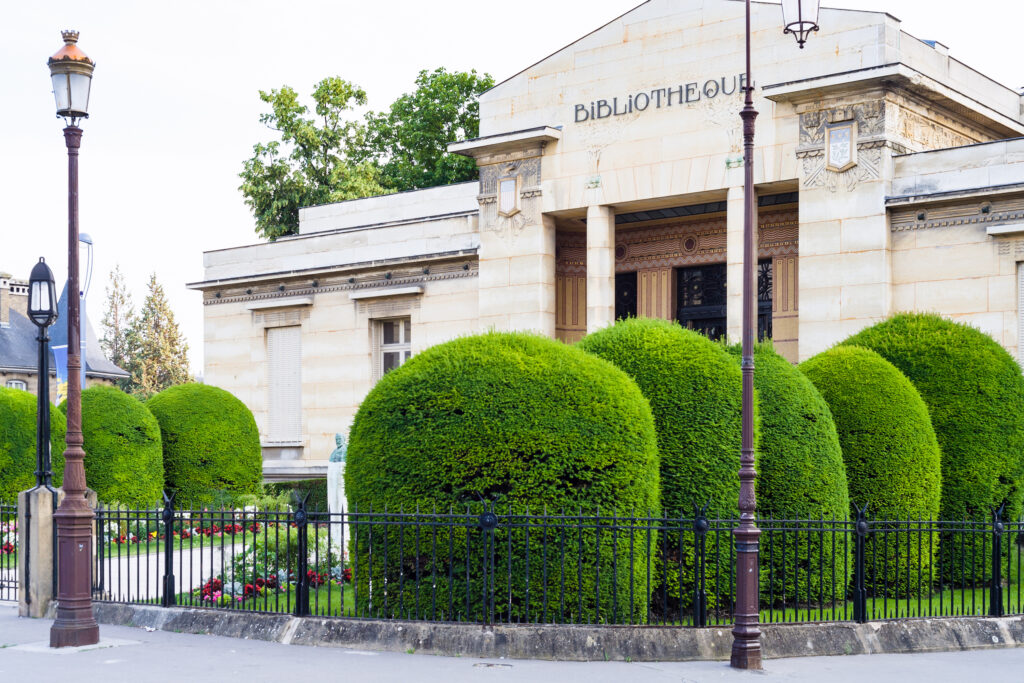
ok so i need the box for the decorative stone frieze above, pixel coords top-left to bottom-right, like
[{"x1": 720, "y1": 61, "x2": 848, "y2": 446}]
[
  {"x1": 890, "y1": 195, "x2": 1024, "y2": 232},
  {"x1": 202, "y1": 258, "x2": 478, "y2": 305}
]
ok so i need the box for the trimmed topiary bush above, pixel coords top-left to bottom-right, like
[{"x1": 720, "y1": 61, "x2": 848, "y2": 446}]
[
  {"x1": 843, "y1": 314, "x2": 1024, "y2": 524},
  {"x1": 58, "y1": 385, "x2": 164, "y2": 508},
  {"x1": 0, "y1": 386, "x2": 66, "y2": 502},
  {"x1": 727, "y1": 343, "x2": 850, "y2": 605},
  {"x1": 346, "y1": 331, "x2": 660, "y2": 623},
  {"x1": 146, "y1": 384, "x2": 262, "y2": 507},
  {"x1": 579, "y1": 317, "x2": 743, "y2": 616},
  {"x1": 800, "y1": 345, "x2": 942, "y2": 593}
]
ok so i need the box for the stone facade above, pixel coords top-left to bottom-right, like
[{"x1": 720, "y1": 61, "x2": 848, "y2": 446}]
[{"x1": 190, "y1": 0, "x2": 1024, "y2": 478}]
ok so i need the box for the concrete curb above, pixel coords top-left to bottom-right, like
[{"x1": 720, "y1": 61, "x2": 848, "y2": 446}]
[{"x1": 92, "y1": 603, "x2": 1024, "y2": 662}]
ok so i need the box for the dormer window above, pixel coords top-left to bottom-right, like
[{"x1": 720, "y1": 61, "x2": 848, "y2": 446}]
[{"x1": 498, "y1": 176, "x2": 520, "y2": 217}]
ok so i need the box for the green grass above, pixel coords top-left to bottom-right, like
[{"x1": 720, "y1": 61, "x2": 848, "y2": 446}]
[
  {"x1": 174, "y1": 583, "x2": 356, "y2": 616},
  {"x1": 100, "y1": 534, "x2": 241, "y2": 558},
  {"x1": 760, "y1": 583, "x2": 1024, "y2": 623}
]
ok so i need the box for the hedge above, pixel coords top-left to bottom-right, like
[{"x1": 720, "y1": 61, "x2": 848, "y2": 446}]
[
  {"x1": 843, "y1": 314, "x2": 1024, "y2": 525},
  {"x1": 800, "y1": 345, "x2": 942, "y2": 592},
  {"x1": 579, "y1": 318, "x2": 743, "y2": 614},
  {"x1": 346, "y1": 331, "x2": 660, "y2": 623},
  {"x1": 0, "y1": 387, "x2": 66, "y2": 502},
  {"x1": 146, "y1": 384, "x2": 262, "y2": 507},
  {"x1": 727, "y1": 342, "x2": 850, "y2": 603},
  {"x1": 58, "y1": 385, "x2": 163, "y2": 507},
  {"x1": 266, "y1": 479, "x2": 328, "y2": 512}
]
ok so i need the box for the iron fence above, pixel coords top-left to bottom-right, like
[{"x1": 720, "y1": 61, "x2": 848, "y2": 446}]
[
  {"x1": 90, "y1": 499, "x2": 1024, "y2": 627},
  {"x1": 1, "y1": 503, "x2": 17, "y2": 602}
]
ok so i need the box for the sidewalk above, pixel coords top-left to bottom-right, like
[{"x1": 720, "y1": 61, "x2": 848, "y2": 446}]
[{"x1": 1, "y1": 604, "x2": 1022, "y2": 683}]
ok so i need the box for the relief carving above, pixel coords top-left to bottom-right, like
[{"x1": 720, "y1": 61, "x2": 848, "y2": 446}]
[
  {"x1": 799, "y1": 101, "x2": 886, "y2": 191},
  {"x1": 701, "y1": 94, "x2": 743, "y2": 154},
  {"x1": 894, "y1": 108, "x2": 977, "y2": 151},
  {"x1": 478, "y1": 156, "x2": 542, "y2": 240}
]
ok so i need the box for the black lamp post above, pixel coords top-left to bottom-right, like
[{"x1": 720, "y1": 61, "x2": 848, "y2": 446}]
[
  {"x1": 47, "y1": 29, "x2": 100, "y2": 649},
  {"x1": 731, "y1": 0, "x2": 819, "y2": 670},
  {"x1": 28, "y1": 258, "x2": 58, "y2": 488}
]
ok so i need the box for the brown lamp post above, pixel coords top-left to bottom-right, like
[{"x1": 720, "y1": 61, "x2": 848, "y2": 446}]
[
  {"x1": 731, "y1": 0, "x2": 819, "y2": 670},
  {"x1": 47, "y1": 29, "x2": 100, "y2": 648}
]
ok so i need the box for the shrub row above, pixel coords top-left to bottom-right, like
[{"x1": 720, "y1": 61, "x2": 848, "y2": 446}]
[{"x1": 0, "y1": 382, "x2": 261, "y2": 508}]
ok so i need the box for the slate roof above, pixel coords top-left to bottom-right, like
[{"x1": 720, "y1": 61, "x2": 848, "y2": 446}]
[
  {"x1": 0, "y1": 283, "x2": 129, "y2": 379},
  {"x1": 0, "y1": 308, "x2": 41, "y2": 372}
]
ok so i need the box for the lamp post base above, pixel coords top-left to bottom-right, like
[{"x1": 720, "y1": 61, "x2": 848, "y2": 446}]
[
  {"x1": 49, "y1": 502, "x2": 99, "y2": 648},
  {"x1": 50, "y1": 621, "x2": 100, "y2": 648}
]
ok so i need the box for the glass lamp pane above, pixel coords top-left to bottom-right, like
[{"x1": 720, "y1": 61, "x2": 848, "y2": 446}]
[
  {"x1": 51, "y1": 73, "x2": 71, "y2": 114},
  {"x1": 802, "y1": 0, "x2": 819, "y2": 24},
  {"x1": 30, "y1": 281, "x2": 43, "y2": 312},
  {"x1": 68, "y1": 72, "x2": 92, "y2": 115},
  {"x1": 499, "y1": 179, "x2": 517, "y2": 214}
]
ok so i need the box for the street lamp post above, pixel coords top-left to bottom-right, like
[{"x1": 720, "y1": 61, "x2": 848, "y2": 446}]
[
  {"x1": 47, "y1": 29, "x2": 100, "y2": 648},
  {"x1": 731, "y1": 0, "x2": 819, "y2": 670},
  {"x1": 28, "y1": 258, "x2": 59, "y2": 488}
]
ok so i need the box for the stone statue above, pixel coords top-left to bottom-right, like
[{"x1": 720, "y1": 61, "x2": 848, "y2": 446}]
[{"x1": 326, "y1": 432, "x2": 348, "y2": 548}]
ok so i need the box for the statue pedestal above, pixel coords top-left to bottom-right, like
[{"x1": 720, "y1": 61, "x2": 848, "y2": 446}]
[{"x1": 326, "y1": 460, "x2": 346, "y2": 549}]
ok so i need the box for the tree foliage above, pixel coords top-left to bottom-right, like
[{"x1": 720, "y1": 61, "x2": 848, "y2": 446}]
[
  {"x1": 363, "y1": 68, "x2": 494, "y2": 192},
  {"x1": 240, "y1": 69, "x2": 493, "y2": 240},
  {"x1": 239, "y1": 77, "x2": 384, "y2": 241},
  {"x1": 124, "y1": 274, "x2": 190, "y2": 398},
  {"x1": 99, "y1": 265, "x2": 135, "y2": 389}
]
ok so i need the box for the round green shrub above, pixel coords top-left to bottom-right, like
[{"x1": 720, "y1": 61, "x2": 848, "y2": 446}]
[
  {"x1": 727, "y1": 343, "x2": 850, "y2": 605},
  {"x1": 146, "y1": 384, "x2": 262, "y2": 507},
  {"x1": 579, "y1": 318, "x2": 743, "y2": 616},
  {"x1": 843, "y1": 314, "x2": 1024, "y2": 524},
  {"x1": 0, "y1": 387, "x2": 66, "y2": 501},
  {"x1": 58, "y1": 386, "x2": 164, "y2": 507},
  {"x1": 346, "y1": 331, "x2": 660, "y2": 623},
  {"x1": 800, "y1": 345, "x2": 942, "y2": 592},
  {"x1": 579, "y1": 318, "x2": 743, "y2": 517}
]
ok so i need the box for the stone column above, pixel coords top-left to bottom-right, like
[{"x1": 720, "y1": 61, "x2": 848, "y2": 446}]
[
  {"x1": 18, "y1": 487, "x2": 64, "y2": 618},
  {"x1": 478, "y1": 214, "x2": 556, "y2": 335},
  {"x1": 726, "y1": 185, "x2": 746, "y2": 342},
  {"x1": 796, "y1": 99, "x2": 893, "y2": 360},
  {"x1": 586, "y1": 205, "x2": 615, "y2": 333}
]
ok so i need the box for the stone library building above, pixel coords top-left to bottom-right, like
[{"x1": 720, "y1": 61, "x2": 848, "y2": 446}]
[{"x1": 189, "y1": 0, "x2": 1024, "y2": 480}]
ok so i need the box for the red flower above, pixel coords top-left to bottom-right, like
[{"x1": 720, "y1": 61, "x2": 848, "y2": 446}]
[{"x1": 342, "y1": 567, "x2": 352, "y2": 583}]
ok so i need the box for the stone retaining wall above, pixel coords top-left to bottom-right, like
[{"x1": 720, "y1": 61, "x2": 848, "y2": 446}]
[{"x1": 90, "y1": 603, "x2": 1024, "y2": 662}]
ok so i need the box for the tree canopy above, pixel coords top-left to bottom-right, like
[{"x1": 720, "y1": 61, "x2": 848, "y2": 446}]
[
  {"x1": 363, "y1": 68, "x2": 494, "y2": 193},
  {"x1": 240, "y1": 69, "x2": 493, "y2": 241}
]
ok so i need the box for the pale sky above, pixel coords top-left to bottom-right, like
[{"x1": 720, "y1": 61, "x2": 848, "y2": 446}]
[{"x1": 2, "y1": 0, "x2": 1020, "y2": 374}]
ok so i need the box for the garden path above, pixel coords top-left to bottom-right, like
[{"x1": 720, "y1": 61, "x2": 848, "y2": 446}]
[{"x1": 94, "y1": 542, "x2": 244, "y2": 602}]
